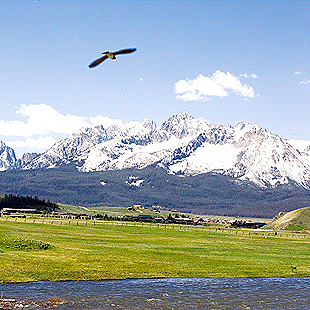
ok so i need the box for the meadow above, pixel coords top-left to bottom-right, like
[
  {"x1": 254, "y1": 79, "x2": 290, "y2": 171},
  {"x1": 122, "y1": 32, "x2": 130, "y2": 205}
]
[{"x1": 0, "y1": 217, "x2": 309, "y2": 283}]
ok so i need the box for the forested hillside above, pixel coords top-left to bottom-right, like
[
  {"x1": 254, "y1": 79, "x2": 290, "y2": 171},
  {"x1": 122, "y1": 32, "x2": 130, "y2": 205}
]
[
  {"x1": 1, "y1": 165, "x2": 310, "y2": 218},
  {"x1": 0, "y1": 194, "x2": 58, "y2": 212}
]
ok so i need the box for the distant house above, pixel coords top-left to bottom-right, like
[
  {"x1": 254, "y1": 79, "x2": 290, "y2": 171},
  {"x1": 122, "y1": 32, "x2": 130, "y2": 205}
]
[
  {"x1": 9, "y1": 214, "x2": 26, "y2": 218},
  {"x1": 80, "y1": 214, "x2": 90, "y2": 220},
  {"x1": 59, "y1": 214, "x2": 70, "y2": 219},
  {"x1": 203, "y1": 218, "x2": 212, "y2": 223},
  {"x1": 174, "y1": 218, "x2": 194, "y2": 225},
  {"x1": 1, "y1": 208, "x2": 40, "y2": 216},
  {"x1": 57, "y1": 213, "x2": 79, "y2": 219},
  {"x1": 122, "y1": 215, "x2": 134, "y2": 220},
  {"x1": 154, "y1": 217, "x2": 165, "y2": 223},
  {"x1": 230, "y1": 220, "x2": 267, "y2": 229},
  {"x1": 1, "y1": 209, "x2": 10, "y2": 216},
  {"x1": 193, "y1": 218, "x2": 204, "y2": 225},
  {"x1": 136, "y1": 214, "x2": 154, "y2": 222}
]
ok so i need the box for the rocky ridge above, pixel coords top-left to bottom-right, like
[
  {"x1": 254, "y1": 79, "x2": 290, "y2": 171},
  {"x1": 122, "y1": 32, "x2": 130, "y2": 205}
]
[
  {"x1": 2, "y1": 111, "x2": 310, "y2": 189},
  {"x1": 0, "y1": 141, "x2": 17, "y2": 171}
]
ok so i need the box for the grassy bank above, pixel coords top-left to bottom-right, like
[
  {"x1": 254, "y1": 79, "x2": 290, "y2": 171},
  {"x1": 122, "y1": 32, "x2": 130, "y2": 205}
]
[{"x1": 0, "y1": 218, "x2": 309, "y2": 283}]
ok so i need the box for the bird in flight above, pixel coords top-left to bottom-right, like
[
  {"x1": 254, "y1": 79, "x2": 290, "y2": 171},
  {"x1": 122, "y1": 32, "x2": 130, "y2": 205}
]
[{"x1": 88, "y1": 48, "x2": 137, "y2": 68}]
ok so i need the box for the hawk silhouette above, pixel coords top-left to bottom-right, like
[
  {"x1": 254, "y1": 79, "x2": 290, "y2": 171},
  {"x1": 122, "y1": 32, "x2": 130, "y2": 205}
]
[{"x1": 89, "y1": 48, "x2": 137, "y2": 68}]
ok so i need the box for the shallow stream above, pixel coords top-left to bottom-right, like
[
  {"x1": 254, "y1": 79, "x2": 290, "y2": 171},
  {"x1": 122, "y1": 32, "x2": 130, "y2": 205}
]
[{"x1": 1, "y1": 277, "x2": 309, "y2": 309}]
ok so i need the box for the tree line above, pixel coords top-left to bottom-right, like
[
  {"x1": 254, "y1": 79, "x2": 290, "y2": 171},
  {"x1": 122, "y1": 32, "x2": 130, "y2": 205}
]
[{"x1": 0, "y1": 194, "x2": 58, "y2": 212}]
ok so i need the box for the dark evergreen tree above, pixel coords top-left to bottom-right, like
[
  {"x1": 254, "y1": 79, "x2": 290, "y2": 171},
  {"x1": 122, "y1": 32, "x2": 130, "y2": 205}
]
[{"x1": 0, "y1": 194, "x2": 58, "y2": 212}]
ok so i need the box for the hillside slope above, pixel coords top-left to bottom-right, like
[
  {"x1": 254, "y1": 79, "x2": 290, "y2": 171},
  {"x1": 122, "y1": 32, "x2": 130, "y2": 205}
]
[
  {"x1": 1, "y1": 165, "x2": 310, "y2": 218},
  {"x1": 266, "y1": 207, "x2": 310, "y2": 230}
]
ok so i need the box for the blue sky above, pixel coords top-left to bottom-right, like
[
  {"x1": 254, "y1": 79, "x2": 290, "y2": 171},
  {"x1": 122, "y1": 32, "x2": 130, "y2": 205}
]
[{"x1": 0, "y1": 0, "x2": 310, "y2": 157}]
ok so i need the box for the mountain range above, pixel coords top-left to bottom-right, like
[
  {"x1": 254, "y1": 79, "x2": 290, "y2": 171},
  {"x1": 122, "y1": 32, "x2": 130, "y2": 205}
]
[
  {"x1": 2, "y1": 111, "x2": 310, "y2": 189},
  {"x1": 1, "y1": 111, "x2": 310, "y2": 218}
]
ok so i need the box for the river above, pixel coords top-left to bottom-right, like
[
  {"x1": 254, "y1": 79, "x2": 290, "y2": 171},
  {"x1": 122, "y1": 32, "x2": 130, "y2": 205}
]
[{"x1": 0, "y1": 277, "x2": 309, "y2": 309}]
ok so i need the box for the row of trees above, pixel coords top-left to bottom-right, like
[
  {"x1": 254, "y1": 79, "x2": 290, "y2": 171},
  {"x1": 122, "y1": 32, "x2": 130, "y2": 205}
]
[{"x1": 0, "y1": 194, "x2": 58, "y2": 212}]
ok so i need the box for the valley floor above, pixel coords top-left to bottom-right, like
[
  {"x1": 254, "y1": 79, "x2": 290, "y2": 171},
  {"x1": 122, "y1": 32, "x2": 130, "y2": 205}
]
[{"x1": 0, "y1": 217, "x2": 309, "y2": 283}]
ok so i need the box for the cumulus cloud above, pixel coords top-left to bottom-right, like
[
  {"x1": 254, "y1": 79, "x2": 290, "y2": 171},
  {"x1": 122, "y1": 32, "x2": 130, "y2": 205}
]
[
  {"x1": 300, "y1": 80, "x2": 310, "y2": 85},
  {"x1": 0, "y1": 103, "x2": 123, "y2": 138},
  {"x1": 6, "y1": 136, "x2": 58, "y2": 150},
  {"x1": 174, "y1": 70, "x2": 256, "y2": 101},
  {"x1": 88, "y1": 115, "x2": 123, "y2": 128},
  {"x1": 294, "y1": 71, "x2": 301, "y2": 75},
  {"x1": 239, "y1": 73, "x2": 259, "y2": 78},
  {"x1": 0, "y1": 103, "x2": 124, "y2": 155},
  {"x1": 0, "y1": 104, "x2": 87, "y2": 137}
]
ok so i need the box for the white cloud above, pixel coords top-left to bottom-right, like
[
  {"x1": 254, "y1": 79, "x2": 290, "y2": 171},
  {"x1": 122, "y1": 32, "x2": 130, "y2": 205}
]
[
  {"x1": 240, "y1": 73, "x2": 259, "y2": 78},
  {"x1": 17, "y1": 103, "x2": 87, "y2": 136},
  {"x1": 0, "y1": 104, "x2": 86, "y2": 137},
  {"x1": 174, "y1": 70, "x2": 256, "y2": 101},
  {"x1": 0, "y1": 103, "x2": 124, "y2": 155},
  {"x1": 300, "y1": 80, "x2": 310, "y2": 85},
  {"x1": 6, "y1": 136, "x2": 57, "y2": 151},
  {"x1": 89, "y1": 115, "x2": 123, "y2": 127},
  {"x1": 0, "y1": 103, "x2": 123, "y2": 138}
]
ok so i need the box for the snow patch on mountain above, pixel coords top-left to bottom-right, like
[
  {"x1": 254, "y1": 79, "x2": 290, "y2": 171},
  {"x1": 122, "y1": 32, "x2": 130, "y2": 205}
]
[
  {"x1": 287, "y1": 139, "x2": 310, "y2": 152},
  {"x1": 5, "y1": 111, "x2": 310, "y2": 189},
  {"x1": 169, "y1": 143, "x2": 241, "y2": 175},
  {"x1": 126, "y1": 176, "x2": 145, "y2": 187}
]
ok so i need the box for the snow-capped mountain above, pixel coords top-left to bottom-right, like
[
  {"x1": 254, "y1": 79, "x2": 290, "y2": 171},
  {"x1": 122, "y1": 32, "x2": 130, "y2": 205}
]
[
  {"x1": 0, "y1": 141, "x2": 17, "y2": 171},
  {"x1": 7, "y1": 112, "x2": 310, "y2": 189},
  {"x1": 15, "y1": 152, "x2": 40, "y2": 169}
]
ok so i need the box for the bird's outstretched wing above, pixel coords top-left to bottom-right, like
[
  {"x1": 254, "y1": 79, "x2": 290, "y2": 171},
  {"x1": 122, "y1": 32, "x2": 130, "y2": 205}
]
[
  {"x1": 88, "y1": 55, "x2": 109, "y2": 68},
  {"x1": 113, "y1": 48, "x2": 137, "y2": 55}
]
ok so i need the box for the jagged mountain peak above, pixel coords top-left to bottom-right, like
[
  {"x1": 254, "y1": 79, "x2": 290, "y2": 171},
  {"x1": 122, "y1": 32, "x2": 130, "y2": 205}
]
[
  {"x1": 142, "y1": 118, "x2": 157, "y2": 131},
  {"x1": 0, "y1": 140, "x2": 17, "y2": 171},
  {"x1": 15, "y1": 152, "x2": 40, "y2": 169},
  {"x1": 3, "y1": 112, "x2": 310, "y2": 189},
  {"x1": 161, "y1": 111, "x2": 193, "y2": 130},
  {"x1": 161, "y1": 111, "x2": 212, "y2": 139},
  {"x1": 234, "y1": 121, "x2": 264, "y2": 134}
]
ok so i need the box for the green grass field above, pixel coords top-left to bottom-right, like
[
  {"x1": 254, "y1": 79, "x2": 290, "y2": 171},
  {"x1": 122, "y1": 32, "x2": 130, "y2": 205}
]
[
  {"x1": 0, "y1": 218, "x2": 309, "y2": 283},
  {"x1": 57, "y1": 204, "x2": 272, "y2": 223}
]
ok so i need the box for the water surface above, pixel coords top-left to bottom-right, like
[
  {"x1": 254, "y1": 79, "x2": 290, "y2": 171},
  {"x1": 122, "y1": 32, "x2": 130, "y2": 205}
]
[{"x1": 1, "y1": 277, "x2": 309, "y2": 309}]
